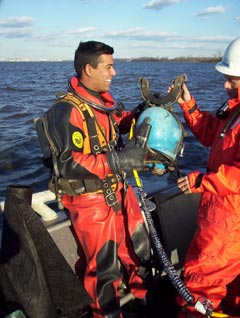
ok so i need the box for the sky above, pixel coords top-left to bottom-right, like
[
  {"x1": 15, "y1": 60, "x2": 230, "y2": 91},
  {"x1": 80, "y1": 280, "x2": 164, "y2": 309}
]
[{"x1": 0, "y1": 0, "x2": 239, "y2": 61}]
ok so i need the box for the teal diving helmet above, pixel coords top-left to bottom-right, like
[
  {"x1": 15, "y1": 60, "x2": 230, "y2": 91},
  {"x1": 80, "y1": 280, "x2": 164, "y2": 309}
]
[{"x1": 136, "y1": 106, "x2": 185, "y2": 175}]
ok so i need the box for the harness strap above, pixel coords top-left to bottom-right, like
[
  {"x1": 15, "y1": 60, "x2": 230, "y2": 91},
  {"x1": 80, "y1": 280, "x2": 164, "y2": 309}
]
[
  {"x1": 49, "y1": 178, "x2": 101, "y2": 196},
  {"x1": 99, "y1": 177, "x2": 121, "y2": 212},
  {"x1": 220, "y1": 107, "x2": 240, "y2": 138},
  {"x1": 60, "y1": 92, "x2": 122, "y2": 212}
]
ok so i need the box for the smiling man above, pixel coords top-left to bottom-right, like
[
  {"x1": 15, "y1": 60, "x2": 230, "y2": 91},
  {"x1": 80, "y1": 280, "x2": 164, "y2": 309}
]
[{"x1": 37, "y1": 40, "x2": 154, "y2": 318}]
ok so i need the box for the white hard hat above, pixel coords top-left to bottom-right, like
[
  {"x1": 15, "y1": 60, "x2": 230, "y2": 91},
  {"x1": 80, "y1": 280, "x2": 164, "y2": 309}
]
[{"x1": 215, "y1": 37, "x2": 240, "y2": 77}]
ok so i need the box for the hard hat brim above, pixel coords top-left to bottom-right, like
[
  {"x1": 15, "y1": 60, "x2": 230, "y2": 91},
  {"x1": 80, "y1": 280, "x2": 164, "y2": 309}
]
[{"x1": 215, "y1": 61, "x2": 240, "y2": 77}]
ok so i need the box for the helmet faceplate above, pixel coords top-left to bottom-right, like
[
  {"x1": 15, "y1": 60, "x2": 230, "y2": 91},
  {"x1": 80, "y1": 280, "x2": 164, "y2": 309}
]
[{"x1": 136, "y1": 107, "x2": 184, "y2": 169}]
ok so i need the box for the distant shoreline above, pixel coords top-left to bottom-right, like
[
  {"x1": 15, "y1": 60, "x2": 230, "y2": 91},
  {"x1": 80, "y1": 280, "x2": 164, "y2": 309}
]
[
  {"x1": 0, "y1": 57, "x2": 222, "y2": 63},
  {"x1": 116, "y1": 56, "x2": 222, "y2": 63}
]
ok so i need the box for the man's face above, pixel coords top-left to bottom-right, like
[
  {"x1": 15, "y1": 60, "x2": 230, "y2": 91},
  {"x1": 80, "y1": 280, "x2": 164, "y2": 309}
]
[
  {"x1": 224, "y1": 75, "x2": 240, "y2": 99},
  {"x1": 89, "y1": 54, "x2": 116, "y2": 93}
]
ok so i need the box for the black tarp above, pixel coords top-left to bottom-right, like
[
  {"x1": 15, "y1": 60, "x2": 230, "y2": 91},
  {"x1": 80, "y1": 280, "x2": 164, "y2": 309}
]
[{"x1": 0, "y1": 185, "x2": 92, "y2": 318}]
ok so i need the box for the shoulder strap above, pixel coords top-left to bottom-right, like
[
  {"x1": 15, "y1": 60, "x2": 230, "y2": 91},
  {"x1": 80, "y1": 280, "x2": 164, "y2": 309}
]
[
  {"x1": 220, "y1": 107, "x2": 240, "y2": 138},
  {"x1": 61, "y1": 92, "x2": 112, "y2": 154}
]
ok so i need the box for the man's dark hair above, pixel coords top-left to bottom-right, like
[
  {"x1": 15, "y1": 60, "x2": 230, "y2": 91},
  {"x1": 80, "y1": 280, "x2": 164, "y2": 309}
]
[{"x1": 74, "y1": 41, "x2": 114, "y2": 77}]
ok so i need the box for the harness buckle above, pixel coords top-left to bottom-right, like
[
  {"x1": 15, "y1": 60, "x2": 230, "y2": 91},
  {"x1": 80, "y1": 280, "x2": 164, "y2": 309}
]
[{"x1": 105, "y1": 192, "x2": 119, "y2": 207}]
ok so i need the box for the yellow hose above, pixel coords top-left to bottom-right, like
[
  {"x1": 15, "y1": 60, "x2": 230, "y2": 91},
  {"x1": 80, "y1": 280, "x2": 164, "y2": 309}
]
[
  {"x1": 129, "y1": 118, "x2": 135, "y2": 140},
  {"x1": 129, "y1": 118, "x2": 142, "y2": 187},
  {"x1": 211, "y1": 312, "x2": 229, "y2": 317},
  {"x1": 133, "y1": 169, "x2": 142, "y2": 188}
]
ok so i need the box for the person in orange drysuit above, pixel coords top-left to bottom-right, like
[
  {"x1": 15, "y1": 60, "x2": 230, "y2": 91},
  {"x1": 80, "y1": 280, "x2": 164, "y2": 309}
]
[
  {"x1": 41, "y1": 41, "x2": 155, "y2": 318},
  {"x1": 174, "y1": 36, "x2": 240, "y2": 318}
]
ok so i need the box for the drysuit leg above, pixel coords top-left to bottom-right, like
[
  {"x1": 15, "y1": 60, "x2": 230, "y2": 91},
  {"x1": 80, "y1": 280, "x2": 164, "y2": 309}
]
[
  {"x1": 176, "y1": 208, "x2": 240, "y2": 315},
  {"x1": 62, "y1": 187, "x2": 151, "y2": 318},
  {"x1": 118, "y1": 186, "x2": 152, "y2": 298},
  {"x1": 63, "y1": 193, "x2": 124, "y2": 318}
]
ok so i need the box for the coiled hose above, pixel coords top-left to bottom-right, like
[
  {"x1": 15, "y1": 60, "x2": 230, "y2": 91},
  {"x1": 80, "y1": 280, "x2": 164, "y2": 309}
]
[{"x1": 136, "y1": 179, "x2": 194, "y2": 304}]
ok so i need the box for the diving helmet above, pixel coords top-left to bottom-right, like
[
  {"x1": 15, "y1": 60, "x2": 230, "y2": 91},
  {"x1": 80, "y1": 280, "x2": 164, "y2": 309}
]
[{"x1": 136, "y1": 106, "x2": 185, "y2": 174}]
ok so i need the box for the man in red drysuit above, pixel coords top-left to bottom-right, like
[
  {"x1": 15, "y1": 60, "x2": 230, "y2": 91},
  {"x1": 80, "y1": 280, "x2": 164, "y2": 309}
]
[
  {"x1": 41, "y1": 41, "x2": 154, "y2": 318},
  {"x1": 175, "y1": 37, "x2": 240, "y2": 318}
]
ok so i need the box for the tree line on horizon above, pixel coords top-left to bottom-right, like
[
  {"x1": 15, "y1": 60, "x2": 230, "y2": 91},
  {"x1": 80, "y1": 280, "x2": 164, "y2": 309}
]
[
  {"x1": 116, "y1": 56, "x2": 222, "y2": 63},
  {"x1": 0, "y1": 55, "x2": 222, "y2": 63}
]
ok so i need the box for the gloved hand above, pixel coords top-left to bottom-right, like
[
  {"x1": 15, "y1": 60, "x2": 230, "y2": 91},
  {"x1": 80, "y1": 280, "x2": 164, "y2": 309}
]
[
  {"x1": 133, "y1": 101, "x2": 150, "y2": 119},
  {"x1": 107, "y1": 141, "x2": 146, "y2": 176}
]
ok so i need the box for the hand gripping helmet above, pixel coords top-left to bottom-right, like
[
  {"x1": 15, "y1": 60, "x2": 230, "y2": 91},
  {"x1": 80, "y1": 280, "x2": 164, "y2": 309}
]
[
  {"x1": 136, "y1": 106, "x2": 185, "y2": 175},
  {"x1": 215, "y1": 37, "x2": 240, "y2": 77}
]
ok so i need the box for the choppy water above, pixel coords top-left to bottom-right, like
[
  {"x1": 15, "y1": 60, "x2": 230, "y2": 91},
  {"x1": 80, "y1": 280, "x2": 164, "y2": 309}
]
[{"x1": 0, "y1": 60, "x2": 228, "y2": 201}]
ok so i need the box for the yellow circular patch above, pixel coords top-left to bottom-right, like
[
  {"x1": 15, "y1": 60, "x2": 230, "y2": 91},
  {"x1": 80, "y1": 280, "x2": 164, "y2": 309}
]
[{"x1": 72, "y1": 131, "x2": 83, "y2": 149}]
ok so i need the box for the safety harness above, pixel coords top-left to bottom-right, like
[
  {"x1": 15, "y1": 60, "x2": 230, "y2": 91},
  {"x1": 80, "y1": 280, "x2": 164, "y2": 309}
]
[
  {"x1": 208, "y1": 98, "x2": 240, "y2": 138},
  {"x1": 35, "y1": 92, "x2": 123, "y2": 212},
  {"x1": 219, "y1": 108, "x2": 240, "y2": 138}
]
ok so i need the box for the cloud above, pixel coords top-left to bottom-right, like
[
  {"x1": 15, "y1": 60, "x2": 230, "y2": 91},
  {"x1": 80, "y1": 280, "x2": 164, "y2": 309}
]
[
  {"x1": 103, "y1": 28, "x2": 232, "y2": 44},
  {"x1": 0, "y1": 27, "x2": 32, "y2": 38},
  {"x1": 68, "y1": 26, "x2": 97, "y2": 34},
  {"x1": 236, "y1": 16, "x2": 240, "y2": 22},
  {"x1": 105, "y1": 28, "x2": 185, "y2": 43},
  {"x1": 0, "y1": 16, "x2": 33, "y2": 38},
  {"x1": 144, "y1": 0, "x2": 183, "y2": 11},
  {"x1": 106, "y1": 27, "x2": 146, "y2": 37},
  {"x1": 107, "y1": 27, "x2": 176, "y2": 37},
  {"x1": 193, "y1": 5, "x2": 227, "y2": 18},
  {"x1": 0, "y1": 16, "x2": 33, "y2": 28}
]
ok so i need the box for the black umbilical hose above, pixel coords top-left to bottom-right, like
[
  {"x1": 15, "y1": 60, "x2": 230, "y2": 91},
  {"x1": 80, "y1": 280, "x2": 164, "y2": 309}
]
[
  {"x1": 134, "y1": 117, "x2": 194, "y2": 304},
  {"x1": 137, "y1": 185, "x2": 194, "y2": 304},
  {"x1": 134, "y1": 115, "x2": 213, "y2": 317},
  {"x1": 136, "y1": 178, "x2": 213, "y2": 317}
]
